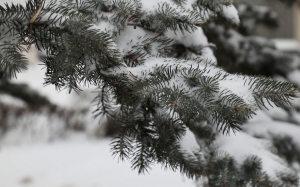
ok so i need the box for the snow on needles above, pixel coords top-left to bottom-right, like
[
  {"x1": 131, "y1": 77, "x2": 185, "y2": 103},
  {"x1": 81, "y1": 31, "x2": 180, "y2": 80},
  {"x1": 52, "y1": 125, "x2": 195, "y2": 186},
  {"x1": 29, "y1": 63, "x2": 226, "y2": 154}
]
[
  {"x1": 215, "y1": 131, "x2": 292, "y2": 180},
  {"x1": 220, "y1": 4, "x2": 240, "y2": 26}
]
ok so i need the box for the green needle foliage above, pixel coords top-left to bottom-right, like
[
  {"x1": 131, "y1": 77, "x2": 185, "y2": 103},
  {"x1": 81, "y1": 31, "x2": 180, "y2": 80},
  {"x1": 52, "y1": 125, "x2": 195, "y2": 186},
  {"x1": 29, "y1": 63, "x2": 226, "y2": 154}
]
[{"x1": 0, "y1": 0, "x2": 299, "y2": 186}]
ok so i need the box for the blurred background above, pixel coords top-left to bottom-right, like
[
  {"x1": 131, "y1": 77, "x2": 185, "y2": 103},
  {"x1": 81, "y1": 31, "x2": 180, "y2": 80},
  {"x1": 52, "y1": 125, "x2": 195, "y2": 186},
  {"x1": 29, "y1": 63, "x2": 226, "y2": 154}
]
[
  {"x1": 1, "y1": 0, "x2": 300, "y2": 187},
  {"x1": 237, "y1": 0, "x2": 300, "y2": 50}
]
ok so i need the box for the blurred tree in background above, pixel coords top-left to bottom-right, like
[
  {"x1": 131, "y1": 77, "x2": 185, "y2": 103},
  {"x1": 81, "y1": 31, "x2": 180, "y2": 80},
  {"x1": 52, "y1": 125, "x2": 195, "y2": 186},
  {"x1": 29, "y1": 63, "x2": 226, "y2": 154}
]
[{"x1": 202, "y1": 0, "x2": 300, "y2": 185}]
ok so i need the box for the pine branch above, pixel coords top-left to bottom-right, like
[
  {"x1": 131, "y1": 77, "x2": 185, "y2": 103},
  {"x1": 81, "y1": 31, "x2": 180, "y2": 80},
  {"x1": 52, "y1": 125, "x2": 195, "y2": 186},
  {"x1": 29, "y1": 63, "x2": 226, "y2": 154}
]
[{"x1": 0, "y1": 0, "x2": 299, "y2": 185}]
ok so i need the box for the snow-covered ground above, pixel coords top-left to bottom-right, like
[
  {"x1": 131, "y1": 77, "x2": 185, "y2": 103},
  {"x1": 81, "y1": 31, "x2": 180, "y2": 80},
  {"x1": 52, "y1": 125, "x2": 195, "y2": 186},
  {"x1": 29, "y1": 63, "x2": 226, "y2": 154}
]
[{"x1": 0, "y1": 134, "x2": 195, "y2": 187}]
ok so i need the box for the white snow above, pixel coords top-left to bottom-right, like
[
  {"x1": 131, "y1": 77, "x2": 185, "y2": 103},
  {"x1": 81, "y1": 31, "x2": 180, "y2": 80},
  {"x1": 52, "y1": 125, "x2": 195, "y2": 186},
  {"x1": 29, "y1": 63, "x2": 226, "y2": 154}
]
[
  {"x1": 140, "y1": 0, "x2": 195, "y2": 13},
  {"x1": 141, "y1": 0, "x2": 166, "y2": 12},
  {"x1": 0, "y1": 135, "x2": 196, "y2": 187},
  {"x1": 288, "y1": 70, "x2": 300, "y2": 87},
  {"x1": 220, "y1": 5, "x2": 240, "y2": 25},
  {"x1": 0, "y1": 93, "x2": 26, "y2": 108},
  {"x1": 272, "y1": 39, "x2": 300, "y2": 52},
  {"x1": 11, "y1": 63, "x2": 70, "y2": 106},
  {"x1": 180, "y1": 128, "x2": 201, "y2": 156},
  {"x1": 0, "y1": 0, "x2": 26, "y2": 6},
  {"x1": 164, "y1": 27, "x2": 216, "y2": 63},
  {"x1": 244, "y1": 118, "x2": 300, "y2": 150},
  {"x1": 215, "y1": 131, "x2": 290, "y2": 179},
  {"x1": 262, "y1": 101, "x2": 290, "y2": 121}
]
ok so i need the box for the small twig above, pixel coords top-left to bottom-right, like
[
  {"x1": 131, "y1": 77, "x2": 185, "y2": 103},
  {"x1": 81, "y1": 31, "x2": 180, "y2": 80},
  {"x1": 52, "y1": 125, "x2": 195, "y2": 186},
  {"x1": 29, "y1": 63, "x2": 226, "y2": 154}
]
[
  {"x1": 128, "y1": 14, "x2": 137, "y2": 21},
  {"x1": 29, "y1": 1, "x2": 45, "y2": 23},
  {"x1": 129, "y1": 71, "x2": 137, "y2": 79},
  {"x1": 108, "y1": 5, "x2": 116, "y2": 13},
  {"x1": 150, "y1": 33, "x2": 163, "y2": 41},
  {"x1": 127, "y1": 23, "x2": 139, "y2": 29}
]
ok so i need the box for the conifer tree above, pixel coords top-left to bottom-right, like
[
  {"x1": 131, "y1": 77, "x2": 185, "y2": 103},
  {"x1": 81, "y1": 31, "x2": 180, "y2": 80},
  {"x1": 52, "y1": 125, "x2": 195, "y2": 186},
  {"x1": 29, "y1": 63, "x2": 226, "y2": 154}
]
[{"x1": 0, "y1": 0, "x2": 300, "y2": 186}]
